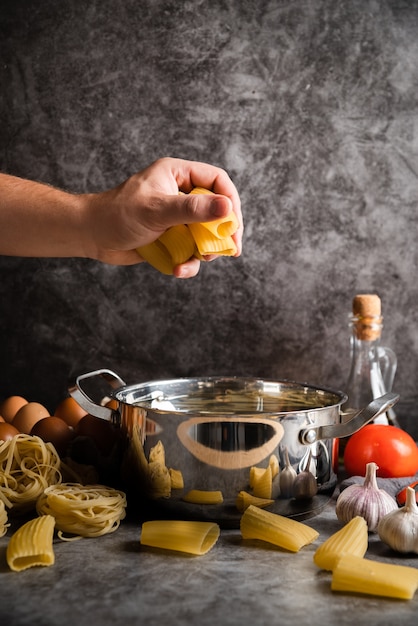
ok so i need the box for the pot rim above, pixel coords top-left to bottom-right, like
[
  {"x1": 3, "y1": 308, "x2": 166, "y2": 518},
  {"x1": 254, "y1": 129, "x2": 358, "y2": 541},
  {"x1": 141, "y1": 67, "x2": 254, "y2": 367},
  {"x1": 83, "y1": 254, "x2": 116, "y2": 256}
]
[{"x1": 112, "y1": 375, "x2": 348, "y2": 417}]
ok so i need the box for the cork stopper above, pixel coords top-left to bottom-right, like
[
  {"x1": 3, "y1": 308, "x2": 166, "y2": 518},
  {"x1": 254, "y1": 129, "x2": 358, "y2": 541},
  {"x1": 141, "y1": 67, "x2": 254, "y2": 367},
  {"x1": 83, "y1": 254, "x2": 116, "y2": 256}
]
[{"x1": 352, "y1": 294, "x2": 382, "y2": 340}]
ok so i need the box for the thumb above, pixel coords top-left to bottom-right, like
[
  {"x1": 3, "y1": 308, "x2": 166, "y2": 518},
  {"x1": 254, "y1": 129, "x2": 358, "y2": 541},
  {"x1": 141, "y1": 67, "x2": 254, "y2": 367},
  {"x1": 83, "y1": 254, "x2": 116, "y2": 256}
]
[{"x1": 159, "y1": 192, "x2": 233, "y2": 229}]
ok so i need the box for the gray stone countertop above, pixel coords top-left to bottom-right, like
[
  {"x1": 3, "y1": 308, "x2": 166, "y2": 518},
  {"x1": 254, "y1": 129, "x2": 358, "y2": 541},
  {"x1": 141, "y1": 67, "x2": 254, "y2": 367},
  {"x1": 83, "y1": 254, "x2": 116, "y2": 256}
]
[{"x1": 1, "y1": 491, "x2": 418, "y2": 626}]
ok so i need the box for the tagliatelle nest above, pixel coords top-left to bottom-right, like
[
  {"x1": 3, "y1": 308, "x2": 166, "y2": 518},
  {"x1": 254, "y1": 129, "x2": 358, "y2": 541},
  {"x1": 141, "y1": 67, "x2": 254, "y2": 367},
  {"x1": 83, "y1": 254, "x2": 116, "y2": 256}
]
[
  {"x1": 36, "y1": 482, "x2": 127, "y2": 540},
  {"x1": 0, "y1": 434, "x2": 62, "y2": 513}
]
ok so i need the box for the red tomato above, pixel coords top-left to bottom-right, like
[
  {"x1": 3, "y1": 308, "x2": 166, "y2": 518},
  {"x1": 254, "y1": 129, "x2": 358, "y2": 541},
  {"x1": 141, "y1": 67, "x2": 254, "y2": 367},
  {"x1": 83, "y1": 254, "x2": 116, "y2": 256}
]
[
  {"x1": 396, "y1": 480, "x2": 418, "y2": 506},
  {"x1": 344, "y1": 424, "x2": 418, "y2": 478}
]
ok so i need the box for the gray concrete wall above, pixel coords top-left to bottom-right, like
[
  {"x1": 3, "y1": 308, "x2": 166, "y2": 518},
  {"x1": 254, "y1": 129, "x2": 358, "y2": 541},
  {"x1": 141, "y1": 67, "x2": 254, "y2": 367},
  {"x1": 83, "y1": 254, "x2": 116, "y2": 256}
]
[{"x1": 1, "y1": 0, "x2": 417, "y2": 436}]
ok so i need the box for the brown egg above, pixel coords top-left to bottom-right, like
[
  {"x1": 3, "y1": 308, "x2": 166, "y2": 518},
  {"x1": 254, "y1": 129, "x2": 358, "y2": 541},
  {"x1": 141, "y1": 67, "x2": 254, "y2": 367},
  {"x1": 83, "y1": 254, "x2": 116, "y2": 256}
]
[
  {"x1": 0, "y1": 415, "x2": 4, "y2": 423},
  {"x1": 0, "y1": 422, "x2": 20, "y2": 441},
  {"x1": 54, "y1": 396, "x2": 87, "y2": 428},
  {"x1": 13, "y1": 401, "x2": 50, "y2": 434},
  {"x1": 76, "y1": 414, "x2": 117, "y2": 455},
  {"x1": 104, "y1": 398, "x2": 118, "y2": 411},
  {"x1": 31, "y1": 416, "x2": 74, "y2": 456},
  {"x1": 0, "y1": 395, "x2": 28, "y2": 423}
]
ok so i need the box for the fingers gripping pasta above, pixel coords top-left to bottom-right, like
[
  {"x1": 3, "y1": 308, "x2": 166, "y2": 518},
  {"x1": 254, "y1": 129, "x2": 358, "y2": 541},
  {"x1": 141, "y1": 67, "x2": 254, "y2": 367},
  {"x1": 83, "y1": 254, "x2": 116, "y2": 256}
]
[
  {"x1": 36, "y1": 483, "x2": 127, "y2": 539},
  {"x1": 136, "y1": 187, "x2": 239, "y2": 274},
  {"x1": 0, "y1": 434, "x2": 61, "y2": 513}
]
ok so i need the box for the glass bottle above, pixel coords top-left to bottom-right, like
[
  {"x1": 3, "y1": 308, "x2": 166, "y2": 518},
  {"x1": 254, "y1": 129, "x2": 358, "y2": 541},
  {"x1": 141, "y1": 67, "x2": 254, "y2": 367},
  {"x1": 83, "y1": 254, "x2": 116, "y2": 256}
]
[{"x1": 341, "y1": 293, "x2": 399, "y2": 427}]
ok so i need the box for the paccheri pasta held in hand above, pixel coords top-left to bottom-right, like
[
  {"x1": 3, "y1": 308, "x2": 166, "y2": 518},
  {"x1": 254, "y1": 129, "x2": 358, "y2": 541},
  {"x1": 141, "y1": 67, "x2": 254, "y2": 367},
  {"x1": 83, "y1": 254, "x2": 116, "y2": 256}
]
[{"x1": 136, "y1": 187, "x2": 239, "y2": 275}]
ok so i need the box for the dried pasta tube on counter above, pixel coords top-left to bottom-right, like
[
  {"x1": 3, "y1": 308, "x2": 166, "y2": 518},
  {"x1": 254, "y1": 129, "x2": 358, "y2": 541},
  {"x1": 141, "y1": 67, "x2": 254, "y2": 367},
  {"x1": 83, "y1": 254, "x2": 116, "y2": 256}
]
[
  {"x1": 6, "y1": 514, "x2": 55, "y2": 572},
  {"x1": 140, "y1": 520, "x2": 220, "y2": 555},
  {"x1": 240, "y1": 505, "x2": 319, "y2": 552},
  {"x1": 313, "y1": 516, "x2": 368, "y2": 571},
  {"x1": 331, "y1": 554, "x2": 418, "y2": 600},
  {"x1": 182, "y1": 489, "x2": 224, "y2": 505}
]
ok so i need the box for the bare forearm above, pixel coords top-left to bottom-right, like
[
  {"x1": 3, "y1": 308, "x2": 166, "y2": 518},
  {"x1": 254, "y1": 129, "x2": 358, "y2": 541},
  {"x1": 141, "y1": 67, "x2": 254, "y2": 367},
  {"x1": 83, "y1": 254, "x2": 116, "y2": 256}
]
[
  {"x1": 0, "y1": 174, "x2": 89, "y2": 258},
  {"x1": 0, "y1": 158, "x2": 242, "y2": 276}
]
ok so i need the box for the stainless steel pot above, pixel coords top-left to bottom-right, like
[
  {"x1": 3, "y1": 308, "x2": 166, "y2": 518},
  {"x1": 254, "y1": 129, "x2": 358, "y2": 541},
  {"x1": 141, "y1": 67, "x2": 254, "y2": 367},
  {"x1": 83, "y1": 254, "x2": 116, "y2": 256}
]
[{"x1": 69, "y1": 369, "x2": 399, "y2": 527}]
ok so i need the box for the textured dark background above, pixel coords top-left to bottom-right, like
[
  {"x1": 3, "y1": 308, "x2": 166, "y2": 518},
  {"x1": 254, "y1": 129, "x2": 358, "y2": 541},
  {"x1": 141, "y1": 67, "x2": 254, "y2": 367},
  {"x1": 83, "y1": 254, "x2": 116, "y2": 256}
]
[{"x1": 1, "y1": 0, "x2": 417, "y2": 436}]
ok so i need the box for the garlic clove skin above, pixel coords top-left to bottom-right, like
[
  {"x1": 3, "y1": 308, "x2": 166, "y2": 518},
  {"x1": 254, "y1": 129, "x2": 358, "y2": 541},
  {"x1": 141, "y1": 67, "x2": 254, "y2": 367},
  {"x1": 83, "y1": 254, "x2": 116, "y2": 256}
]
[
  {"x1": 377, "y1": 486, "x2": 418, "y2": 554},
  {"x1": 293, "y1": 448, "x2": 318, "y2": 500},
  {"x1": 279, "y1": 446, "x2": 297, "y2": 499},
  {"x1": 335, "y1": 462, "x2": 398, "y2": 532},
  {"x1": 293, "y1": 470, "x2": 318, "y2": 500}
]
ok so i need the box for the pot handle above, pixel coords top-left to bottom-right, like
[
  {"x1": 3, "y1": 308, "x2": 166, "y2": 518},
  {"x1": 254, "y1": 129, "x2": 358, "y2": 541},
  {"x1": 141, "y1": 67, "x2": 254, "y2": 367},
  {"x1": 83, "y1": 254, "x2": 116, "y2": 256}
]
[
  {"x1": 68, "y1": 368, "x2": 127, "y2": 421},
  {"x1": 298, "y1": 392, "x2": 400, "y2": 445}
]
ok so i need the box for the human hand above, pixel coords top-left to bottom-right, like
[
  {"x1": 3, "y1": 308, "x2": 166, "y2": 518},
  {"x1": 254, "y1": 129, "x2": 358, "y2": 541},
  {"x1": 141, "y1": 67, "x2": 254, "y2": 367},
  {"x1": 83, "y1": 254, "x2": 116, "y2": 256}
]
[{"x1": 84, "y1": 157, "x2": 242, "y2": 277}]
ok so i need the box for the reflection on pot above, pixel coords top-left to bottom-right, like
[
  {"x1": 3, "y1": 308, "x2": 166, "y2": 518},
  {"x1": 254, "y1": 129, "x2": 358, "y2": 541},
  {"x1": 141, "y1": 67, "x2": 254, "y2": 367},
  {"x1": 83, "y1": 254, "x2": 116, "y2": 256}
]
[{"x1": 177, "y1": 417, "x2": 285, "y2": 469}]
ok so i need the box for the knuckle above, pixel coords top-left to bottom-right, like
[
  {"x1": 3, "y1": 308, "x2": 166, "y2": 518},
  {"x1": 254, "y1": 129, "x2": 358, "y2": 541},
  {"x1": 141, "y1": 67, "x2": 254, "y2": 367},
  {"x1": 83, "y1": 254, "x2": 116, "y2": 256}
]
[{"x1": 183, "y1": 193, "x2": 201, "y2": 219}]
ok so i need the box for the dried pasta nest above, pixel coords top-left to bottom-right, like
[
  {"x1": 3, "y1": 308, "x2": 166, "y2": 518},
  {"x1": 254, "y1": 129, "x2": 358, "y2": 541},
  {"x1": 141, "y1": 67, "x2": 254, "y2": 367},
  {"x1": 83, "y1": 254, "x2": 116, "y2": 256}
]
[
  {"x1": 36, "y1": 483, "x2": 127, "y2": 539},
  {"x1": 0, "y1": 434, "x2": 61, "y2": 514},
  {"x1": 0, "y1": 500, "x2": 9, "y2": 537}
]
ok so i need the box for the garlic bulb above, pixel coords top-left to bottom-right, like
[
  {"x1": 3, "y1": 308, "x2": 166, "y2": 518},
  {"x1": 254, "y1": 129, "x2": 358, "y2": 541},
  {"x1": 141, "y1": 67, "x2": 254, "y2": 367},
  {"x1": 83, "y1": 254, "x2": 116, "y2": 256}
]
[
  {"x1": 335, "y1": 462, "x2": 398, "y2": 532},
  {"x1": 378, "y1": 486, "x2": 418, "y2": 553},
  {"x1": 293, "y1": 449, "x2": 318, "y2": 500},
  {"x1": 279, "y1": 447, "x2": 297, "y2": 498}
]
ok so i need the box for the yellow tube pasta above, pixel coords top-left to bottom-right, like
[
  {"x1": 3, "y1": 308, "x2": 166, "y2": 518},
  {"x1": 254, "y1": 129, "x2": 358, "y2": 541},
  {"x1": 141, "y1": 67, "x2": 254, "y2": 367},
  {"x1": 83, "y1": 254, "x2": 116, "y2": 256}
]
[
  {"x1": 235, "y1": 491, "x2": 274, "y2": 513},
  {"x1": 6, "y1": 514, "x2": 55, "y2": 572},
  {"x1": 269, "y1": 454, "x2": 279, "y2": 479},
  {"x1": 313, "y1": 516, "x2": 368, "y2": 571},
  {"x1": 169, "y1": 468, "x2": 184, "y2": 490},
  {"x1": 188, "y1": 187, "x2": 238, "y2": 255},
  {"x1": 158, "y1": 224, "x2": 196, "y2": 266},
  {"x1": 140, "y1": 520, "x2": 220, "y2": 555},
  {"x1": 331, "y1": 554, "x2": 418, "y2": 600},
  {"x1": 182, "y1": 489, "x2": 224, "y2": 504},
  {"x1": 148, "y1": 461, "x2": 172, "y2": 499},
  {"x1": 137, "y1": 225, "x2": 195, "y2": 276},
  {"x1": 186, "y1": 223, "x2": 237, "y2": 256},
  {"x1": 252, "y1": 465, "x2": 272, "y2": 499},
  {"x1": 148, "y1": 440, "x2": 166, "y2": 466},
  {"x1": 249, "y1": 466, "x2": 265, "y2": 488},
  {"x1": 240, "y1": 505, "x2": 319, "y2": 552}
]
